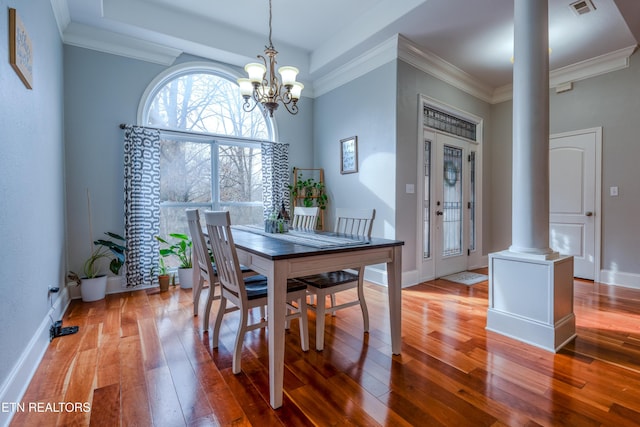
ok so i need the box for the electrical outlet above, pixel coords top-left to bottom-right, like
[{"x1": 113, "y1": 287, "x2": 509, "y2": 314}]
[
  {"x1": 49, "y1": 321, "x2": 79, "y2": 341},
  {"x1": 49, "y1": 320, "x2": 62, "y2": 341}
]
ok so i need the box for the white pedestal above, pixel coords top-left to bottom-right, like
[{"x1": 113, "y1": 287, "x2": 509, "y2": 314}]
[{"x1": 486, "y1": 251, "x2": 576, "y2": 352}]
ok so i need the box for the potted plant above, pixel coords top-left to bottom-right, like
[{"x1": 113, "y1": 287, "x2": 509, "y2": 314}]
[
  {"x1": 288, "y1": 168, "x2": 328, "y2": 229},
  {"x1": 155, "y1": 233, "x2": 193, "y2": 289},
  {"x1": 157, "y1": 257, "x2": 171, "y2": 292},
  {"x1": 289, "y1": 170, "x2": 328, "y2": 210},
  {"x1": 68, "y1": 232, "x2": 127, "y2": 302}
]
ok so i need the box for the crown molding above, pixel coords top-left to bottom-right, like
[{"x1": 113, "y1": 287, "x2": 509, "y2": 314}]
[
  {"x1": 312, "y1": 35, "x2": 399, "y2": 98},
  {"x1": 492, "y1": 44, "x2": 638, "y2": 104},
  {"x1": 491, "y1": 85, "x2": 513, "y2": 104},
  {"x1": 50, "y1": 0, "x2": 71, "y2": 39},
  {"x1": 550, "y1": 45, "x2": 637, "y2": 87},
  {"x1": 397, "y1": 35, "x2": 495, "y2": 103},
  {"x1": 313, "y1": 34, "x2": 497, "y2": 101},
  {"x1": 63, "y1": 23, "x2": 182, "y2": 66}
]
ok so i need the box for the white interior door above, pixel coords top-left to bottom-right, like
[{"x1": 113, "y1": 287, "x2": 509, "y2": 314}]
[{"x1": 549, "y1": 128, "x2": 601, "y2": 280}]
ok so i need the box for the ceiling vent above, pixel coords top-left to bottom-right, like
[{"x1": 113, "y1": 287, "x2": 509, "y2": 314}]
[{"x1": 570, "y1": 0, "x2": 596, "y2": 16}]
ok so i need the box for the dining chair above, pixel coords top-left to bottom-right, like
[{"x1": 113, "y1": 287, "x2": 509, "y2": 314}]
[
  {"x1": 297, "y1": 208, "x2": 375, "y2": 351},
  {"x1": 186, "y1": 209, "x2": 256, "y2": 325},
  {"x1": 204, "y1": 210, "x2": 309, "y2": 374},
  {"x1": 290, "y1": 206, "x2": 319, "y2": 230}
]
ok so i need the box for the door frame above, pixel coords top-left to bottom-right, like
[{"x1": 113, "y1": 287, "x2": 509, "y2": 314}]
[
  {"x1": 550, "y1": 127, "x2": 602, "y2": 282},
  {"x1": 416, "y1": 95, "x2": 484, "y2": 282}
]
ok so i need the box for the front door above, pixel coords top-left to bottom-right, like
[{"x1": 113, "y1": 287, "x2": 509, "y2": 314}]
[
  {"x1": 433, "y1": 134, "x2": 471, "y2": 277},
  {"x1": 549, "y1": 128, "x2": 601, "y2": 280},
  {"x1": 419, "y1": 130, "x2": 481, "y2": 280}
]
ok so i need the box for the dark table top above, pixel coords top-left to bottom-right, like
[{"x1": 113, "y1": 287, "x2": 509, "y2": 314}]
[{"x1": 230, "y1": 227, "x2": 404, "y2": 261}]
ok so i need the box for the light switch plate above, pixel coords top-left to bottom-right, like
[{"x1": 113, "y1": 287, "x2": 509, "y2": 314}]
[
  {"x1": 406, "y1": 184, "x2": 415, "y2": 194},
  {"x1": 610, "y1": 186, "x2": 619, "y2": 196}
]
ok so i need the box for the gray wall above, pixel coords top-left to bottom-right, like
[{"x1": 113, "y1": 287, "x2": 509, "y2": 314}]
[
  {"x1": 396, "y1": 60, "x2": 493, "y2": 272},
  {"x1": 0, "y1": 0, "x2": 64, "y2": 413},
  {"x1": 313, "y1": 60, "x2": 494, "y2": 276},
  {"x1": 487, "y1": 100, "x2": 513, "y2": 253},
  {"x1": 64, "y1": 46, "x2": 314, "y2": 277},
  {"x1": 313, "y1": 62, "x2": 397, "y2": 239},
  {"x1": 489, "y1": 52, "x2": 640, "y2": 276}
]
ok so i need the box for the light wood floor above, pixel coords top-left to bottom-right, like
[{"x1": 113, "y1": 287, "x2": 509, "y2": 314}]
[{"x1": 11, "y1": 271, "x2": 640, "y2": 426}]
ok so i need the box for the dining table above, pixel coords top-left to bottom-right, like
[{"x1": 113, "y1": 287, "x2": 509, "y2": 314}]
[{"x1": 207, "y1": 225, "x2": 404, "y2": 409}]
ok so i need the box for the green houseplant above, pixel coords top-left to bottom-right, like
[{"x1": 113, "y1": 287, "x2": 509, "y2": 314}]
[
  {"x1": 288, "y1": 169, "x2": 328, "y2": 210},
  {"x1": 155, "y1": 233, "x2": 193, "y2": 289},
  {"x1": 156, "y1": 256, "x2": 171, "y2": 292},
  {"x1": 83, "y1": 232, "x2": 127, "y2": 278},
  {"x1": 288, "y1": 167, "x2": 328, "y2": 229},
  {"x1": 68, "y1": 232, "x2": 127, "y2": 302}
]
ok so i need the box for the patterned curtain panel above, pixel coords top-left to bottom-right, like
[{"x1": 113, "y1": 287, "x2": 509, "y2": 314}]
[
  {"x1": 123, "y1": 125, "x2": 161, "y2": 287},
  {"x1": 261, "y1": 142, "x2": 290, "y2": 219}
]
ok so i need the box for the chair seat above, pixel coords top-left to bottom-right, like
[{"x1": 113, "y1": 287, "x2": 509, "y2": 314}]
[
  {"x1": 205, "y1": 210, "x2": 309, "y2": 374},
  {"x1": 243, "y1": 275, "x2": 307, "y2": 300},
  {"x1": 298, "y1": 270, "x2": 359, "y2": 289}
]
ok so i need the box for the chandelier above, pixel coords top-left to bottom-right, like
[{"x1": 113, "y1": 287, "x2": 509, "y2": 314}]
[{"x1": 237, "y1": 0, "x2": 303, "y2": 117}]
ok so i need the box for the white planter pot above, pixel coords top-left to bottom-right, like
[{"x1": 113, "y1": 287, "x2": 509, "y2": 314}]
[
  {"x1": 178, "y1": 268, "x2": 193, "y2": 289},
  {"x1": 81, "y1": 275, "x2": 107, "y2": 302}
]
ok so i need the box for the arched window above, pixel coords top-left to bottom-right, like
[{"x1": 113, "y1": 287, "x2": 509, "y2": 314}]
[
  {"x1": 139, "y1": 63, "x2": 274, "y2": 244},
  {"x1": 141, "y1": 63, "x2": 274, "y2": 139}
]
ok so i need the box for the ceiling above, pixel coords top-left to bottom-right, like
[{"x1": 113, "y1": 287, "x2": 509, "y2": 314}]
[{"x1": 57, "y1": 0, "x2": 639, "y2": 102}]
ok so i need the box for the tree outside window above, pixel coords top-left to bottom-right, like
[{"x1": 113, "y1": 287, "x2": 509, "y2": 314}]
[{"x1": 144, "y1": 68, "x2": 272, "y2": 248}]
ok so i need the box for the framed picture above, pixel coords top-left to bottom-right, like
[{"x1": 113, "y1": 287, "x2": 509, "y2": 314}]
[
  {"x1": 340, "y1": 136, "x2": 358, "y2": 174},
  {"x1": 9, "y1": 8, "x2": 33, "y2": 89}
]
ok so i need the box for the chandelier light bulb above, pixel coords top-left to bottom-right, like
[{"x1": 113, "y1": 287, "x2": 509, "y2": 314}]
[
  {"x1": 237, "y1": 78, "x2": 254, "y2": 97},
  {"x1": 278, "y1": 66, "x2": 299, "y2": 87},
  {"x1": 290, "y1": 82, "x2": 304, "y2": 100},
  {"x1": 245, "y1": 63, "x2": 266, "y2": 83}
]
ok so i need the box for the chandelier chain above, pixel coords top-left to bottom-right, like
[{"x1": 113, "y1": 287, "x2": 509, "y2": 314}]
[{"x1": 268, "y1": 0, "x2": 273, "y2": 48}]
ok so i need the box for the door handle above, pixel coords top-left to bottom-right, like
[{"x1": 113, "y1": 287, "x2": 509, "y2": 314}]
[
  {"x1": 585, "y1": 211, "x2": 593, "y2": 217},
  {"x1": 436, "y1": 210, "x2": 443, "y2": 216}
]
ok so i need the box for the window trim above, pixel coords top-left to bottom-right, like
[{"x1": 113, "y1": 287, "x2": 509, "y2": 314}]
[{"x1": 158, "y1": 131, "x2": 264, "y2": 213}]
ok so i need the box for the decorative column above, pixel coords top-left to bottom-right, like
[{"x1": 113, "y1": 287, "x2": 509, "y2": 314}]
[
  {"x1": 510, "y1": 0, "x2": 554, "y2": 258},
  {"x1": 486, "y1": 0, "x2": 576, "y2": 352}
]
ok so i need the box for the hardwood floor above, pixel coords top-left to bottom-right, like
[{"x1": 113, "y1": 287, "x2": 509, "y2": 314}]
[{"x1": 11, "y1": 272, "x2": 640, "y2": 426}]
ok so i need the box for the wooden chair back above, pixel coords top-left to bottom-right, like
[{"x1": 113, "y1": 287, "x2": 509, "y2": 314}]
[
  {"x1": 204, "y1": 211, "x2": 247, "y2": 302},
  {"x1": 291, "y1": 206, "x2": 319, "y2": 230},
  {"x1": 186, "y1": 209, "x2": 215, "y2": 285},
  {"x1": 334, "y1": 208, "x2": 375, "y2": 237}
]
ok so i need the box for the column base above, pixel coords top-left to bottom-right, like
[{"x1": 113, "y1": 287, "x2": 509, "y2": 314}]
[
  {"x1": 507, "y1": 246, "x2": 560, "y2": 261},
  {"x1": 486, "y1": 251, "x2": 576, "y2": 352}
]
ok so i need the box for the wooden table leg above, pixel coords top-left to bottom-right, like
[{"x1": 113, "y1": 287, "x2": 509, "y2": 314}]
[
  {"x1": 387, "y1": 245, "x2": 402, "y2": 355},
  {"x1": 267, "y1": 260, "x2": 287, "y2": 408}
]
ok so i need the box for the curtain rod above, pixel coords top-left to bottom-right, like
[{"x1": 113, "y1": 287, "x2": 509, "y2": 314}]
[{"x1": 119, "y1": 123, "x2": 278, "y2": 145}]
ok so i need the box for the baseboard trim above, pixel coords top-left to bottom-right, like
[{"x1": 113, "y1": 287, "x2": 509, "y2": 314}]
[
  {"x1": 0, "y1": 286, "x2": 71, "y2": 427},
  {"x1": 68, "y1": 276, "x2": 157, "y2": 300},
  {"x1": 600, "y1": 269, "x2": 640, "y2": 289},
  {"x1": 363, "y1": 266, "x2": 420, "y2": 289},
  {"x1": 486, "y1": 308, "x2": 577, "y2": 353}
]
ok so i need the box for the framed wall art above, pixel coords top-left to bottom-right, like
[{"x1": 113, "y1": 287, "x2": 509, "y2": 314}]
[
  {"x1": 340, "y1": 136, "x2": 358, "y2": 174},
  {"x1": 9, "y1": 8, "x2": 33, "y2": 89}
]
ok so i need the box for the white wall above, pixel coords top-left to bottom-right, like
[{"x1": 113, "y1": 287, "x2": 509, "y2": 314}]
[{"x1": 0, "y1": 1, "x2": 65, "y2": 424}]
